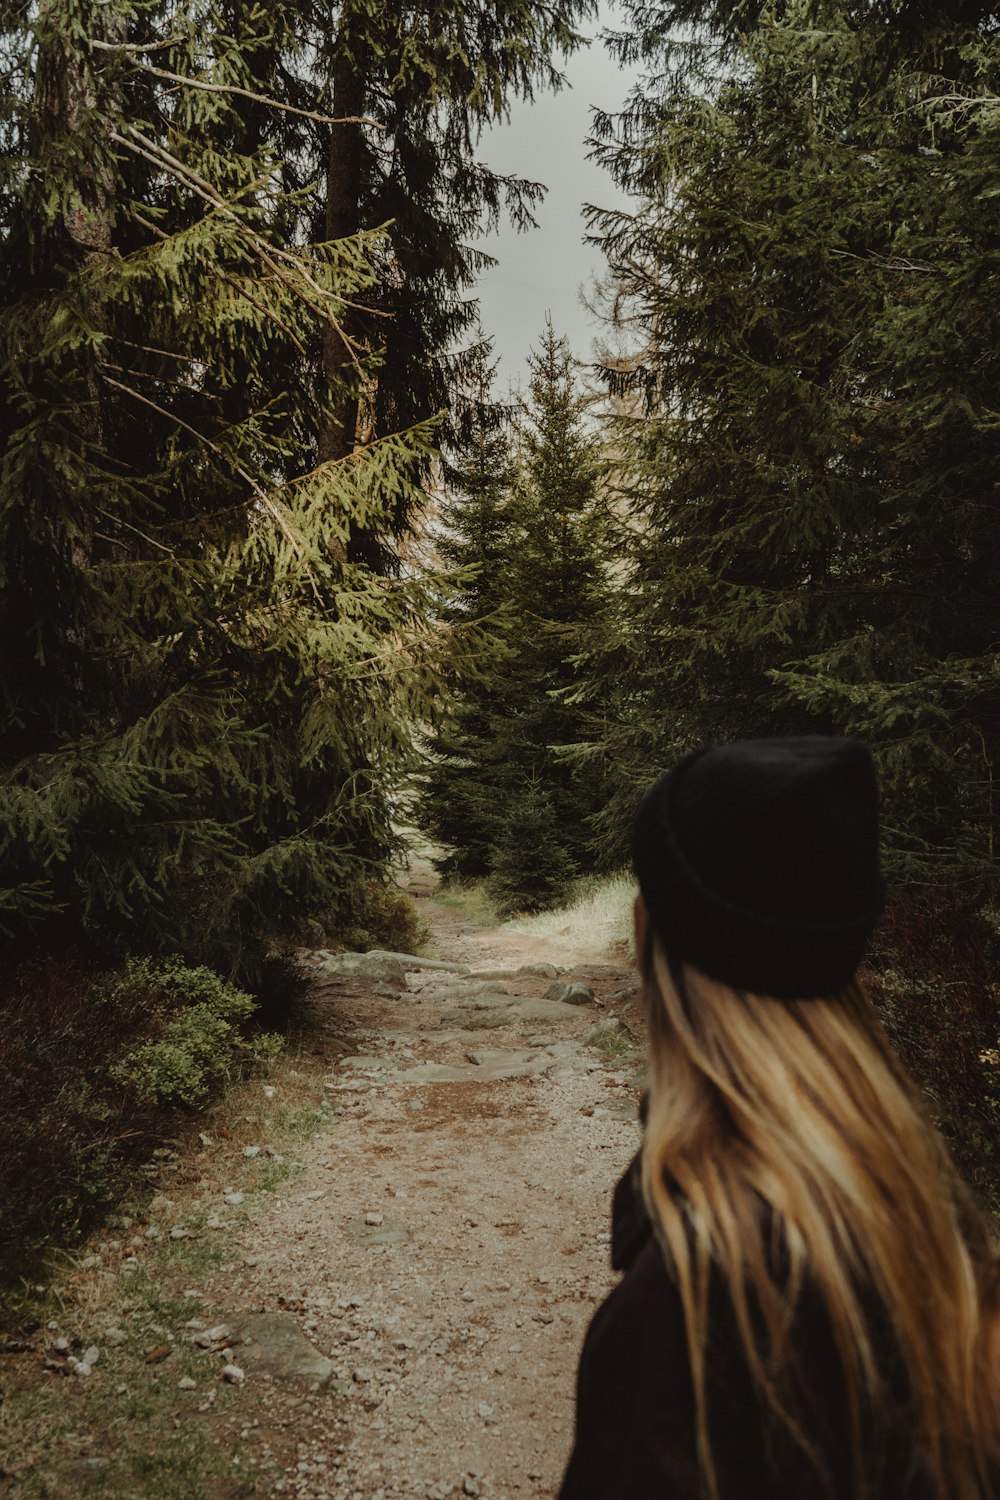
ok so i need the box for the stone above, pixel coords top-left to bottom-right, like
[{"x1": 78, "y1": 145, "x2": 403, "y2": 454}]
[
  {"x1": 222, "y1": 1363, "x2": 245, "y2": 1385},
  {"x1": 373, "y1": 982, "x2": 402, "y2": 998},
  {"x1": 365, "y1": 1212, "x2": 384, "y2": 1226},
  {"x1": 586, "y1": 1017, "x2": 630, "y2": 1050},
  {"x1": 169, "y1": 1226, "x2": 191, "y2": 1240},
  {"x1": 369, "y1": 951, "x2": 470, "y2": 974},
  {"x1": 243, "y1": 1145, "x2": 261, "y2": 1158},
  {"x1": 192, "y1": 1323, "x2": 233, "y2": 1347},
  {"x1": 517, "y1": 963, "x2": 559, "y2": 979},
  {"x1": 317, "y1": 952, "x2": 408, "y2": 985},
  {"x1": 442, "y1": 997, "x2": 585, "y2": 1029},
  {"x1": 104, "y1": 1328, "x2": 127, "y2": 1347},
  {"x1": 345, "y1": 1219, "x2": 410, "y2": 1247},
  {"x1": 82, "y1": 1345, "x2": 100, "y2": 1366},
  {"x1": 178, "y1": 1376, "x2": 197, "y2": 1390},
  {"x1": 224, "y1": 1191, "x2": 245, "y2": 1206},
  {"x1": 544, "y1": 981, "x2": 596, "y2": 1006},
  {"x1": 228, "y1": 1313, "x2": 335, "y2": 1388}
]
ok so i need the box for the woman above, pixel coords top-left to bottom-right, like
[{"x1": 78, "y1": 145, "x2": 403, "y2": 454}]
[{"x1": 559, "y1": 737, "x2": 999, "y2": 1500}]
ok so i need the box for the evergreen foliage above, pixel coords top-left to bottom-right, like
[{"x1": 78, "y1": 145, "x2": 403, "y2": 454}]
[
  {"x1": 420, "y1": 350, "x2": 520, "y2": 878},
  {"x1": 486, "y1": 781, "x2": 576, "y2": 917},
  {"x1": 586, "y1": 2, "x2": 1000, "y2": 899},
  {"x1": 277, "y1": 0, "x2": 598, "y2": 532},
  {"x1": 421, "y1": 325, "x2": 610, "y2": 907},
  {"x1": 0, "y1": 0, "x2": 447, "y2": 977}
]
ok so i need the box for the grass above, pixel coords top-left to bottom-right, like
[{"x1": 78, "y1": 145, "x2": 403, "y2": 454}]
[
  {"x1": 432, "y1": 876, "x2": 499, "y2": 926},
  {"x1": 504, "y1": 870, "x2": 637, "y2": 958},
  {"x1": 0, "y1": 1042, "x2": 344, "y2": 1498}
]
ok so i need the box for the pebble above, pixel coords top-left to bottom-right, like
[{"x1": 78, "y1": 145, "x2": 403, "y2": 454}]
[
  {"x1": 365, "y1": 1212, "x2": 384, "y2": 1226},
  {"x1": 170, "y1": 1226, "x2": 191, "y2": 1240},
  {"x1": 222, "y1": 1364, "x2": 245, "y2": 1385},
  {"x1": 178, "y1": 1377, "x2": 198, "y2": 1390},
  {"x1": 244, "y1": 1145, "x2": 261, "y2": 1158},
  {"x1": 104, "y1": 1328, "x2": 127, "y2": 1346},
  {"x1": 224, "y1": 1191, "x2": 245, "y2": 1206}
]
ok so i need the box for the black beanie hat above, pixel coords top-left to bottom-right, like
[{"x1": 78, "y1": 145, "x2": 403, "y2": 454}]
[{"x1": 631, "y1": 736, "x2": 885, "y2": 999}]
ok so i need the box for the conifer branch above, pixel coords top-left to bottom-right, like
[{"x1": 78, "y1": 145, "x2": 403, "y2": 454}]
[
  {"x1": 112, "y1": 127, "x2": 366, "y2": 378},
  {"x1": 94, "y1": 506, "x2": 177, "y2": 556},
  {"x1": 91, "y1": 45, "x2": 385, "y2": 129},
  {"x1": 129, "y1": 211, "x2": 310, "y2": 356},
  {"x1": 102, "y1": 374, "x2": 308, "y2": 563}
]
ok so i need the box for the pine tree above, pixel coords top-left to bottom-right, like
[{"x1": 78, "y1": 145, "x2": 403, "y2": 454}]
[
  {"x1": 487, "y1": 781, "x2": 576, "y2": 917},
  {"x1": 587, "y1": 3, "x2": 1000, "y2": 897},
  {"x1": 421, "y1": 325, "x2": 610, "y2": 907},
  {"x1": 247, "y1": 0, "x2": 598, "y2": 545},
  {"x1": 0, "y1": 0, "x2": 446, "y2": 977},
  {"x1": 420, "y1": 349, "x2": 519, "y2": 878},
  {"x1": 499, "y1": 322, "x2": 610, "y2": 873}
]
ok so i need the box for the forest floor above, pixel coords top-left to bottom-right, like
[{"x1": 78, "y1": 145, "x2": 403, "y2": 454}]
[{"x1": 1, "y1": 858, "x2": 646, "y2": 1500}]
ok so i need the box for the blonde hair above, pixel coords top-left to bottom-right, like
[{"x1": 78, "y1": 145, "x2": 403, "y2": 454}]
[{"x1": 641, "y1": 942, "x2": 1000, "y2": 1500}]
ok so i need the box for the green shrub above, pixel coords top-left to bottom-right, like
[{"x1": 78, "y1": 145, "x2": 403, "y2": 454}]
[
  {"x1": 333, "y1": 877, "x2": 430, "y2": 954},
  {"x1": 868, "y1": 906, "x2": 1000, "y2": 1219},
  {"x1": 111, "y1": 961, "x2": 280, "y2": 1109},
  {"x1": 486, "y1": 783, "x2": 575, "y2": 917},
  {"x1": 0, "y1": 956, "x2": 282, "y2": 1285}
]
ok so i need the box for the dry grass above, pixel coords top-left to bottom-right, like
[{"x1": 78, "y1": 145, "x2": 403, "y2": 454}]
[{"x1": 505, "y1": 871, "x2": 637, "y2": 959}]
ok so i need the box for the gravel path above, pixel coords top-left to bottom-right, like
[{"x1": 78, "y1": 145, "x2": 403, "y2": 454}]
[{"x1": 196, "y1": 881, "x2": 643, "y2": 1500}]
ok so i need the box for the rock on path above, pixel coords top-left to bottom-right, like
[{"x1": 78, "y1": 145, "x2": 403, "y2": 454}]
[{"x1": 198, "y1": 883, "x2": 643, "y2": 1500}]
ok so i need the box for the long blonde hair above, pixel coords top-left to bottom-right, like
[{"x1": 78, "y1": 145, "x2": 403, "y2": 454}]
[{"x1": 641, "y1": 941, "x2": 1000, "y2": 1499}]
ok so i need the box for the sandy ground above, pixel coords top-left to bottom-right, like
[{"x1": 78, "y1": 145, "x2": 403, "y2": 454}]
[{"x1": 187, "y1": 871, "x2": 645, "y2": 1500}]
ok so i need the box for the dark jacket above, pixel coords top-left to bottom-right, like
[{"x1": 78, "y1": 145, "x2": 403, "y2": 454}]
[{"x1": 558, "y1": 1151, "x2": 937, "y2": 1500}]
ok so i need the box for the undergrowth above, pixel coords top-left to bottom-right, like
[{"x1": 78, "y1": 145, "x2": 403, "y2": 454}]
[
  {"x1": 867, "y1": 904, "x2": 1000, "y2": 1220},
  {"x1": 0, "y1": 957, "x2": 285, "y2": 1287},
  {"x1": 504, "y1": 870, "x2": 636, "y2": 957}
]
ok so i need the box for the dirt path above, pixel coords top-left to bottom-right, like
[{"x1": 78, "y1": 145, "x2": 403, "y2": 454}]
[
  {"x1": 195, "y1": 875, "x2": 643, "y2": 1500},
  {"x1": 3, "y1": 877, "x2": 643, "y2": 1500}
]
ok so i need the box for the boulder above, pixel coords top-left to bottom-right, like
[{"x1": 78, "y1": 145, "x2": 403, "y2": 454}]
[
  {"x1": 586, "y1": 1017, "x2": 631, "y2": 1051},
  {"x1": 228, "y1": 1312, "x2": 334, "y2": 1389},
  {"x1": 316, "y1": 952, "x2": 407, "y2": 985},
  {"x1": 544, "y1": 981, "x2": 596, "y2": 1007}
]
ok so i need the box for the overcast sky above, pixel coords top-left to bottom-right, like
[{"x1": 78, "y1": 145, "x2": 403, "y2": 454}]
[{"x1": 474, "y1": 3, "x2": 641, "y2": 394}]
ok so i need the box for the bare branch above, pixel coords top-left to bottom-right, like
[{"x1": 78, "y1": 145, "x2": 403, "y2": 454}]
[
  {"x1": 102, "y1": 373, "x2": 308, "y2": 563},
  {"x1": 90, "y1": 44, "x2": 384, "y2": 129},
  {"x1": 112, "y1": 126, "x2": 366, "y2": 378}
]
